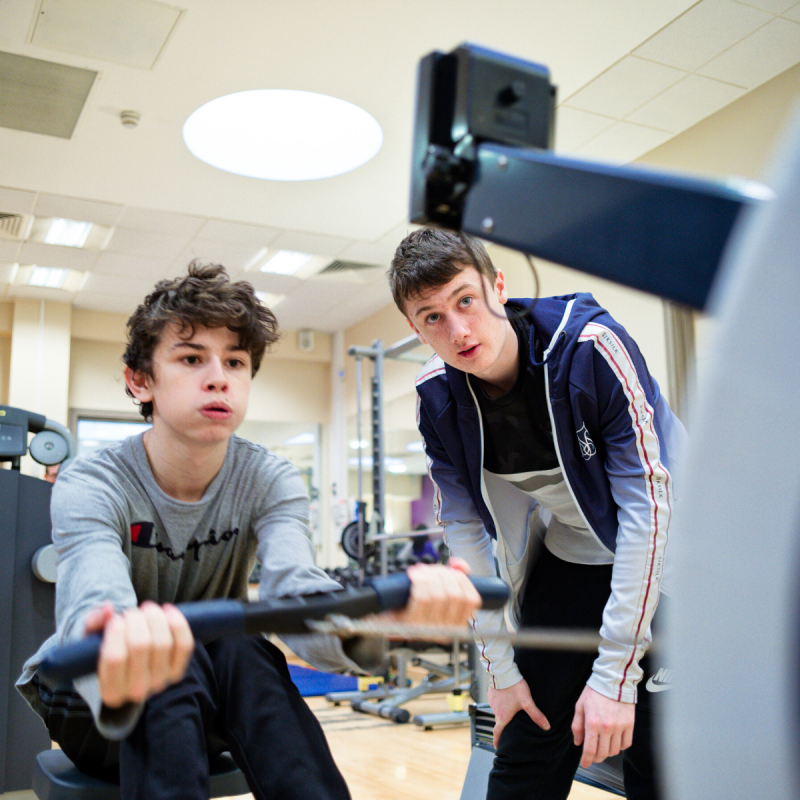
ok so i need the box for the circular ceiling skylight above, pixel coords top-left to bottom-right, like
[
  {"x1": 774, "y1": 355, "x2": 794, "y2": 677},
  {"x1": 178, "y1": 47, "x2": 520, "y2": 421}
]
[{"x1": 183, "y1": 90, "x2": 383, "y2": 181}]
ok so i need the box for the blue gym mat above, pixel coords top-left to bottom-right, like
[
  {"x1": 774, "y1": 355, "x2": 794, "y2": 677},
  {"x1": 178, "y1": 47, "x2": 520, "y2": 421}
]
[{"x1": 288, "y1": 665, "x2": 359, "y2": 696}]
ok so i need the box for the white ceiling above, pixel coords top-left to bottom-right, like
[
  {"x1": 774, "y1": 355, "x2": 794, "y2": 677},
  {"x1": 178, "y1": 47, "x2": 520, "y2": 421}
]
[{"x1": 1, "y1": 0, "x2": 799, "y2": 331}]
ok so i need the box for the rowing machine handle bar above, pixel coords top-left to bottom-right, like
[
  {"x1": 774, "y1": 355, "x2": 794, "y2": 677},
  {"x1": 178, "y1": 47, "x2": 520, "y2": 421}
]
[
  {"x1": 39, "y1": 574, "x2": 508, "y2": 684},
  {"x1": 365, "y1": 572, "x2": 508, "y2": 614}
]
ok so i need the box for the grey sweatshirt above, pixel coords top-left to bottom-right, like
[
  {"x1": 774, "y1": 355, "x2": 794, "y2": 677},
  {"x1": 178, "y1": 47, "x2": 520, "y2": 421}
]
[{"x1": 18, "y1": 433, "x2": 381, "y2": 739}]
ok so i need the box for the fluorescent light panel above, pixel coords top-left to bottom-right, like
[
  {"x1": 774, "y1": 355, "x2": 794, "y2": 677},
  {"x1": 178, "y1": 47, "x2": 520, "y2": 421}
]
[
  {"x1": 255, "y1": 291, "x2": 285, "y2": 307},
  {"x1": 260, "y1": 250, "x2": 313, "y2": 275},
  {"x1": 29, "y1": 266, "x2": 69, "y2": 288},
  {"x1": 44, "y1": 218, "x2": 93, "y2": 247}
]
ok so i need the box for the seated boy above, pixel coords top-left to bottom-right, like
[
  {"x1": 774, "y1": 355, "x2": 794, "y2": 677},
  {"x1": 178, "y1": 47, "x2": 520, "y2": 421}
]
[{"x1": 18, "y1": 261, "x2": 480, "y2": 800}]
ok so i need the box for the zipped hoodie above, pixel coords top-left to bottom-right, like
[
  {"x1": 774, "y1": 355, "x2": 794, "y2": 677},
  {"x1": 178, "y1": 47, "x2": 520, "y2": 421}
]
[{"x1": 416, "y1": 293, "x2": 686, "y2": 702}]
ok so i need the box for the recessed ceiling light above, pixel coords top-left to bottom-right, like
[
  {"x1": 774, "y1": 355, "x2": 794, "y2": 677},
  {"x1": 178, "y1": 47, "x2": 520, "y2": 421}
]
[
  {"x1": 183, "y1": 89, "x2": 383, "y2": 181},
  {"x1": 29, "y1": 266, "x2": 69, "y2": 288},
  {"x1": 44, "y1": 218, "x2": 93, "y2": 247},
  {"x1": 260, "y1": 250, "x2": 313, "y2": 275}
]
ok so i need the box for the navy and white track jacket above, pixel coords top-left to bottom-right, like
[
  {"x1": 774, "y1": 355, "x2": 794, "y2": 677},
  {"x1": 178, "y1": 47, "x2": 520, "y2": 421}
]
[{"x1": 416, "y1": 293, "x2": 687, "y2": 702}]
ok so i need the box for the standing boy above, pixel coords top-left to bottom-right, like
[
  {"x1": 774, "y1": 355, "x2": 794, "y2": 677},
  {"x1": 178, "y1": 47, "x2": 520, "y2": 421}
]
[
  {"x1": 18, "y1": 261, "x2": 481, "y2": 800},
  {"x1": 388, "y1": 229, "x2": 686, "y2": 800}
]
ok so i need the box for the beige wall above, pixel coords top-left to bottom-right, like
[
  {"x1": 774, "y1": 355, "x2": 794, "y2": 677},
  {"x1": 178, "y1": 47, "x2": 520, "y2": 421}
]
[
  {"x1": 0, "y1": 334, "x2": 9, "y2": 405},
  {"x1": 8, "y1": 299, "x2": 72, "y2": 424}
]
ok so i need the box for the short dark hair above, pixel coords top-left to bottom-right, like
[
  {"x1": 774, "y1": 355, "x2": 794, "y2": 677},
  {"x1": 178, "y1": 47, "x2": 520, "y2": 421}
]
[
  {"x1": 388, "y1": 229, "x2": 497, "y2": 314},
  {"x1": 123, "y1": 260, "x2": 280, "y2": 420}
]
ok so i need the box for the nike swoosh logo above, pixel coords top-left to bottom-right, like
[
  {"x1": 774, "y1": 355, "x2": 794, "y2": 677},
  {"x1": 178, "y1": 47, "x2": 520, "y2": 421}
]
[{"x1": 645, "y1": 676, "x2": 672, "y2": 692}]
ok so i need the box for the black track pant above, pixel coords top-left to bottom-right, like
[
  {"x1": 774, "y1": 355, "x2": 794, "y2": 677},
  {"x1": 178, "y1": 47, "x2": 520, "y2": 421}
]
[
  {"x1": 487, "y1": 547, "x2": 664, "y2": 800},
  {"x1": 40, "y1": 635, "x2": 351, "y2": 800}
]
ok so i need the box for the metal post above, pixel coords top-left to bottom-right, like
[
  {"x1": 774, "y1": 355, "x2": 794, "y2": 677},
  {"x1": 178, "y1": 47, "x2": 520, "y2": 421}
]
[
  {"x1": 354, "y1": 356, "x2": 366, "y2": 584},
  {"x1": 370, "y1": 340, "x2": 387, "y2": 575}
]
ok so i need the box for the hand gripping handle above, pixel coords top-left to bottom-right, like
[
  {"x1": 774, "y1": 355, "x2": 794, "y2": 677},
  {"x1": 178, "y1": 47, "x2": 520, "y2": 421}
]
[{"x1": 39, "y1": 574, "x2": 508, "y2": 683}]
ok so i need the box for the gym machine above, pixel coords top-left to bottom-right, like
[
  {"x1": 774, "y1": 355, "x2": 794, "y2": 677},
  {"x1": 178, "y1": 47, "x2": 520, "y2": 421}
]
[
  {"x1": 410, "y1": 43, "x2": 762, "y2": 311},
  {"x1": 0, "y1": 405, "x2": 74, "y2": 793}
]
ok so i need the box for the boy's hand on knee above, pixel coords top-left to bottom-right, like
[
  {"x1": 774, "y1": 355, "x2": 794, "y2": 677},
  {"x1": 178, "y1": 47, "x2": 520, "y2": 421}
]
[
  {"x1": 572, "y1": 685, "x2": 635, "y2": 768},
  {"x1": 383, "y1": 559, "x2": 481, "y2": 629},
  {"x1": 488, "y1": 679, "x2": 550, "y2": 749},
  {"x1": 84, "y1": 601, "x2": 194, "y2": 708}
]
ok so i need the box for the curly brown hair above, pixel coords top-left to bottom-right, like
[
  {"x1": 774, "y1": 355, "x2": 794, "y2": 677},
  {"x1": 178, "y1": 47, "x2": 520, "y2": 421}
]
[
  {"x1": 388, "y1": 229, "x2": 497, "y2": 315},
  {"x1": 123, "y1": 260, "x2": 280, "y2": 420}
]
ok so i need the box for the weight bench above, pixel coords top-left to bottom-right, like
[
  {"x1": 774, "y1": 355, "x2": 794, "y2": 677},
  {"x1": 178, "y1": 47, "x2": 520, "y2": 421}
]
[{"x1": 32, "y1": 748, "x2": 250, "y2": 800}]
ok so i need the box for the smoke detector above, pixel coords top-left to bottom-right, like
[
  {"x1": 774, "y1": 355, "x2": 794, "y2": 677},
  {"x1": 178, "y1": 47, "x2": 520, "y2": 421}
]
[{"x1": 120, "y1": 110, "x2": 141, "y2": 128}]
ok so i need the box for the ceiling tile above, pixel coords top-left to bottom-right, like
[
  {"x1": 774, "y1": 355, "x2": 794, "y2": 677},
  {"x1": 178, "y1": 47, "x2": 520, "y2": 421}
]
[
  {"x1": 93, "y1": 252, "x2": 171, "y2": 279},
  {"x1": 177, "y1": 241, "x2": 270, "y2": 273},
  {"x1": 573, "y1": 122, "x2": 674, "y2": 164},
  {"x1": 34, "y1": 194, "x2": 123, "y2": 226},
  {"x1": 634, "y1": 0, "x2": 771, "y2": 72},
  {"x1": 280, "y1": 277, "x2": 365, "y2": 309},
  {"x1": 116, "y1": 207, "x2": 205, "y2": 238},
  {"x1": 335, "y1": 242, "x2": 395, "y2": 269},
  {"x1": 106, "y1": 227, "x2": 188, "y2": 260},
  {"x1": 0, "y1": 263, "x2": 16, "y2": 283},
  {"x1": 697, "y1": 17, "x2": 800, "y2": 86},
  {"x1": 196, "y1": 220, "x2": 282, "y2": 246},
  {"x1": 783, "y1": 2, "x2": 800, "y2": 21},
  {"x1": 80, "y1": 272, "x2": 160, "y2": 299},
  {"x1": 336, "y1": 221, "x2": 425, "y2": 268},
  {"x1": 244, "y1": 271, "x2": 303, "y2": 294},
  {"x1": 554, "y1": 107, "x2": 616, "y2": 152},
  {"x1": 312, "y1": 280, "x2": 394, "y2": 333},
  {"x1": 0, "y1": 186, "x2": 36, "y2": 214},
  {"x1": 72, "y1": 291, "x2": 142, "y2": 314},
  {"x1": 268, "y1": 231, "x2": 353, "y2": 259},
  {"x1": 0, "y1": 240, "x2": 22, "y2": 262},
  {"x1": 736, "y1": 0, "x2": 796, "y2": 12},
  {"x1": 626, "y1": 74, "x2": 747, "y2": 131},
  {"x1": 18, "y1": 241, "x2": 98, "y2": 270},
  {"x1": 31, "y1": 0, "x2": 183, "y2": 70},
  {"x1": 565, "y1": 57, "x2": 686, "y2": 118}
]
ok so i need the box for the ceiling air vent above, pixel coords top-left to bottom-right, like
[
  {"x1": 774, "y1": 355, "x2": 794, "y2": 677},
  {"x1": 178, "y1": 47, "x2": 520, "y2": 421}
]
[
  {"x1": 0, "y1": 213, "x2": 32, "y2": 241},
  {"x1": 319, "y1": 259, "x2": 381, "y2": 274}
]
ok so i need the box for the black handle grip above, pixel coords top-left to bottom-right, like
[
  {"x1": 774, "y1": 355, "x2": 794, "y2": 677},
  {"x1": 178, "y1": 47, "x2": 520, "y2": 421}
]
[
  {"x1": 39, "y1": 575, "x2": 509, "y2": 684},
  {"x1": 39, "y1": 599, "x2": 248, "y2": 686},
  {"x1": 40, "y1": 633, "x2": 103, "y2": 685},
  {"x1": 367, "y1": 573, "x2": 508, "y2": 612}
]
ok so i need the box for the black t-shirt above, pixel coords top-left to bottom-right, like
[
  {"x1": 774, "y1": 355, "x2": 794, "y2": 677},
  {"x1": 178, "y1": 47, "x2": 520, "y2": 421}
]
[{"x1": 474, "y1": 314, "x2": 559, "y2": 475}]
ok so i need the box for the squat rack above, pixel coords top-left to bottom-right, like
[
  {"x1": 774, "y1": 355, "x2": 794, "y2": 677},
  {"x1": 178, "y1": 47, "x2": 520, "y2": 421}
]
[{"x1": 347, "y1": 333, "x2": 427, "y2": 578}]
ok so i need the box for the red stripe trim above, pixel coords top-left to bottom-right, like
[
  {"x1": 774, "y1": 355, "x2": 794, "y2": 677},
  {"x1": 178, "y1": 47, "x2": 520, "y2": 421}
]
[
  {"x1": 415, "y1": 361, "x2": 445, "y2": 386},
  {"x1": 579, "y1": 323, "x2": 670, "y2": 699}
]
